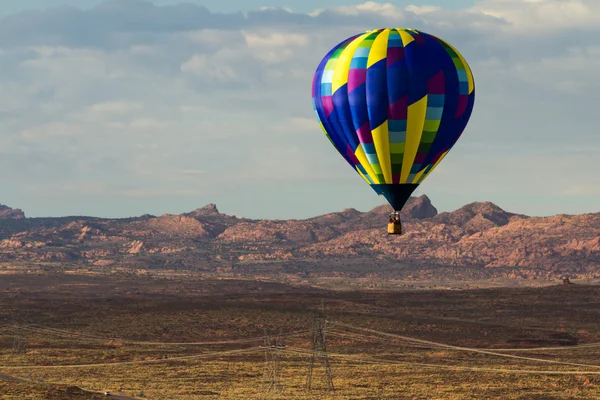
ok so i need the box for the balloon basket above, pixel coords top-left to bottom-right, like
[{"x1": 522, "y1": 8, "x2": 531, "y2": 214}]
[
  {"x1": 388, "y1": 222, "x2": 402, "y2": 235},
  {"x1": 388, "y1": 212, "x2": 402, "y2": 235}
]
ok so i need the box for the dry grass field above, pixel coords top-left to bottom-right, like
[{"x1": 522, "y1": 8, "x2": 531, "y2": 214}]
[{"x1": 1, "y1": 270, "x2": 600, "y2": 399}]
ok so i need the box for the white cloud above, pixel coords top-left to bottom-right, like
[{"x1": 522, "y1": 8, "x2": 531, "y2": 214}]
[
  {"x1": 470, "y1": 0, "x2": 600, "y2": 32},
  {"x1": 180, "y1": 53, "x2": 238, "y2": 80},
  {"x1": 260, "y1": 6, "x2": 294, "y2": 13},
  {"x1": 86, "y1": 101, "x2": 144, "y2": 115},
  {"x1": 187, "y1": 29, "x2": 245, "y2": 47},
  {"x1": 404, "y1": 5, "x2": 441, "y2": 14},
  {"x1": 243, "y1": 32, "x2": 310, "y2": 48},
  {"x1": 240, "y1": 32, "x2": 311, "y2": 64},
  {"x1": 0, "y1": 0, "x2": 599, "y2": 218},
  {"x1": 314, "y1": 1, "x2": 404, "y2": 19},
  {"x1": 19, "y1": 122, "x2": 81, "y2": 140}
]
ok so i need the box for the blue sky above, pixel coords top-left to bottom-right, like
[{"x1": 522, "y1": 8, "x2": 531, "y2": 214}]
[{"x1": 1, "y1": 0, "x2": 600, "y2": 219}]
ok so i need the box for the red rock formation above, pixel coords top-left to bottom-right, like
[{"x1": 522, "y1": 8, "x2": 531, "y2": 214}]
[
  {"x1": 0, "y1": 204, "x2": 25, "y2": 219},
  {"x1": 0, "y1": 196, "x2": 599, "y2": 280}
]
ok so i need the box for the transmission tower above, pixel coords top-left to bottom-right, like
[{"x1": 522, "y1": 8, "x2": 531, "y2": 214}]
[
  {"x1": 306, "y1": 301, "x2": 334, "y2": 392},
  {"x1": 9, "y1": 307, "x2": 28, "y2": 354},
  {"x1": 262, "y1": 327, "x2": 283, "y2": 396}
]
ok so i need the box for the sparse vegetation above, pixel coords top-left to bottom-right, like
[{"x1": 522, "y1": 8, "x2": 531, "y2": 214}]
[{"x1": 1, "y1": 272, "x2": 600, "y2": 399}]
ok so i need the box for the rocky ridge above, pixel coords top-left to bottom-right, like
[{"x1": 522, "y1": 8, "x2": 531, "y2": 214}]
[
  {"x1": 0, "y1": 204, "x2": 25, "y2": 220},
  {"x1": 0, "y1": 198, "x2": 598, "y2": 280}
]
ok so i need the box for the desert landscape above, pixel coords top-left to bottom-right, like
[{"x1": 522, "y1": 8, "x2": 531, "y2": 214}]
[
  {"x1": 1, "y1": 273, "x2": 600, "y2": 399},
  {"x1": 1, "y1": 195, "x2": 599, "y2": 284},
  {"x1": 1, "y1": 0, "x2": 600, "y2": 398},
  {"x1": 1, "y1": 198, "x2": 600, "y2": 399}
]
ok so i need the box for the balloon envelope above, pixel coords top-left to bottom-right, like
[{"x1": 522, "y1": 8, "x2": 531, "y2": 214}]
[{"x1": 312, "y1": 28, "x2": 475, "y2": 211}]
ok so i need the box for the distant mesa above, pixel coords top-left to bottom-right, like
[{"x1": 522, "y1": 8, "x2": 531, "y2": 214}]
[
  {"x1": 369, "y1": 195, "x2": 438, "y2": 220},
  {"x1": 402, "y1": 195, "x2": 438, "y2": 220},
  {"x1": 434, "y1": 200, "x2": 522, "y2": 228},
  {"x1": 186, "y1": 203, "x2": 221, "y2": 217},
  {"x1": 0, "y1": 204, "x2": 25, "y2": 220}
]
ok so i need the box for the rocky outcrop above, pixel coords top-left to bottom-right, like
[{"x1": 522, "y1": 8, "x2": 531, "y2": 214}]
[
  {"x1": 186, "y1": 203, "x2": 220, "y2": 217},
  {"x1": 401, "y1": 195, "x2": 438, "y2": 220},
  {"x1": 128, "y1": 240, "x2": 144, "y2": 254},
  {"x1": 0, "y1": 197, "x2": 599, "y2": 280},
  {"x1": 146, "y1": 215, "x2": 212, "y2": 237},
  {"x1": 368, "y1": 195, "x2": 438, "y2": 220},
  {"x1": 0, "y1": 204, "x2": 25, "y2": 219}
]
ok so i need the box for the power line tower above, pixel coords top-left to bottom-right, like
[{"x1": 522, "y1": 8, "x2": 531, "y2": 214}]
[
  {"x1": 9, "y1": 307, "x2": 28, "y2": 354},
  {"x1": 306, "y1": 301, "x2": 334, "y2": 392},
  {"x1": 262, "y1": 327, "x2": 283, "y2": 397}
]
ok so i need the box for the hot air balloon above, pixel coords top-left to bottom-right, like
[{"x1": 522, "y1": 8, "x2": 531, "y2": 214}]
[{"x1": 312, "y1": 28, "x2": 475, "y2": 234}]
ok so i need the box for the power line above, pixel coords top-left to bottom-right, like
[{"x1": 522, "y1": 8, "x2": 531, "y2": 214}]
[
  {"x1": 329, "y1": 328, "x2": 600, "y2": 352},
  {"x1": 262, "y1": 327, "x2": 284, "y2": 397},
  {"x1": 0, "y1": 347, "x2": 264, "y2": 370},
  {"x1": 306, "y1": 301, "x2": 334, "y2": 392},
  {"x1": 9, "y1": 308, "x2": 28, "y2": 355},
  {"x1": 283, "y1": 347, "x2": 600, "y2": 376},
  {"x1": 17, "y1": 323, "x2": 308, "y2": 346},
  {"x1": 331, "y1": 321, "x2": 600, "y2": 369}
]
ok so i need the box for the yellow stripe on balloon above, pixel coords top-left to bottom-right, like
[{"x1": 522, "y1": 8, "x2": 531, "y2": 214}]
[
  {"x1": 400, "y1": 95, "x2": 428, "y2": 183},
  {"x1": 398, "y1": 30, "x2": 415, "y2": 47},
  {"x1": 410, "y1": 167, "x2": 427, "y2": 184},
  {"x1": 366, "y1": 29, "x2": 390, "y2": 68},
  {"x1": 331, "y1": 32, "x2": 372, "y2": 94},
  {"x1": 371, "y1": 121, "x2": 392, "y2": 184},
  {"x1": 445, "y1": 41, "x2": 474, "y2": 95},
  {"x1": 354, "y1": 145, "x2": 379, "y2": 183},
  {"x1": 356, "y1": 168, "x2": 371, "y2": 185},
  {"x1": 418, "y1": 150, "x2": 449, "y2": 184}
]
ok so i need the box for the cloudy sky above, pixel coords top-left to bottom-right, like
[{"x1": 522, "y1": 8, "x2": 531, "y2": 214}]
[{"x1": 0, "y1": 0, "x2": 599, "y2": 219}]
